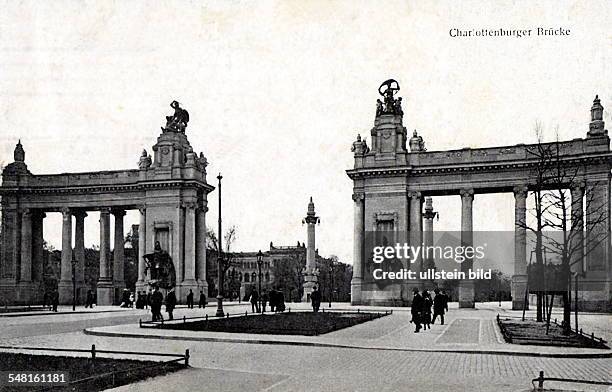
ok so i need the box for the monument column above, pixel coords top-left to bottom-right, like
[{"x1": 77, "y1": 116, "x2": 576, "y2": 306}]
[
  {"x1": 423, "y1": 197, "x2": 437, "y2": 271},
  {"x1": 459, "y1": 188, "x2": 475, "y2": 308},
  {"x1": 19, "y1": 209, "x2": 32, "y2": 282},
  {"x1": 136, "y1": 207, "x2": 147, "y2": 291},
  {"x1": 97, "y1": 208, "x2": 113, "y2": 305},
  {"x1": 196, "y1": 202, "x2": 208, "y2": 294},
  {"x1": 58, "y1": 208, "x2": 73, "y2": 303},
  {"x1": 408, "y1": 191, "x2": 423, "y2": 273},
  {"x1": 112, "y1": 209, "x2": 126, "y2": 290},
  {"x1": 74, "y1": 211, "x2": 87, "y2": 288},
  {"x1": 31, "y1": 212, "x2": 45, "y2": 283},
  {"x1": 351, "y1": 193, "x2": 364, "y2": 305},
  {"x1": 302, "y1": 197, "x2": 320, "y2": 302},
  {"x1": 512, "y1": 186, "x2": 528, "y2": 310}
]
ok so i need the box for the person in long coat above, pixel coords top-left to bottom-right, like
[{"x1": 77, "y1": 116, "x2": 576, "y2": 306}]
[
  {"x1": 151, "y1": 286, "x2": 163, "y2": 321},
  {"x1": 249, "y1": 290, "x2": 260, "y2": 313},
  {"x1": 310, "y1": 286, "x2": 322, "y2": 312},
  {"x1": 198, "y1": 290, "x2": 206, "y2": 308},
  {"x1": 411, "y1": 288, "x2": 423, "y2": 333},
  {"x1": 166, "y1": 288, "x2": 177, "y2": 320},
  {"x1": 422, "y1": 290, "x2": 433, "y2": 330},
  {"x1": 432, "y1": 289, "x2": 449, "y2": 325}
]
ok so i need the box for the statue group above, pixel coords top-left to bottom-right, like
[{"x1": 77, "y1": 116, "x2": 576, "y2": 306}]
[
  {"x1": 376, "y1": 79, "x2": 403, "y2": 117},
  {"x1": 143, "y1": 241, "x2": 176, "y2": 290},
  {"x1": 162, "y1": 100, "x2": 190, "y2": 133}
]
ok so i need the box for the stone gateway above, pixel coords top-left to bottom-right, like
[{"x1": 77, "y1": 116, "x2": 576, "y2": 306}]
[{"x1": 0, "y1": 103, "x2": 213, "y2": 305}]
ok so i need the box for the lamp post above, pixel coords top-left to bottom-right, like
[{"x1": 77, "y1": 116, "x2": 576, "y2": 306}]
[
  {"x1": 328, "y1": 259, "x2": 333, "y2": 308},
  {"x1": 71, "y1": 254, "x2": 77, "y2": 311},
  {"x1": 257, "y1": 250, "x2": 263, "y2": 313},
  {"x1": 215, "y1": 173, "x2": 225, "y2": 317}
]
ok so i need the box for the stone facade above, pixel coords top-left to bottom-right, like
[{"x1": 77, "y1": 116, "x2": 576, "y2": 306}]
[
  {"x1": 348, "y1": 83, "x2": 612, "y2": 311},
  {"x1": 0, "y1": 106, "x2": 213, "y2": 305}
]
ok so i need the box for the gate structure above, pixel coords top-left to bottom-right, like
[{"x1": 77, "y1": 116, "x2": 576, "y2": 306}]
[
  {"x1": 0, "y1": 102, "x2": 213, "y2": 305},
  {"x1": 348, "y1": 81, "x2": 611, "y2": 311}
]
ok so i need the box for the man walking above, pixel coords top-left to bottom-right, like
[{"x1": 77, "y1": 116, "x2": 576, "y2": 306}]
[
  {"x1": 186, "y1": 289, "x2": 194, "y2": 309},
  {"x1": 166, "y1": 287, "x2": 177, "y2": 320},
  {"x1": 432, "y1": 289, "x2": 449, "y2": 325},
  {"x1": 311, "y1": 286, "x2": 321, "y2": 312},
  {"x1": 151, "y1": 286, "x2": 163, "y2": 322},
  {"x1": 411, "y1": 288, "x2": 424, "y2": 333},
  {"x1": 250, "y1": 289, "x2": 259, "y2": 313},
  {"x1": 198, "y1": 290, "x2": 206, "y2": 308}
]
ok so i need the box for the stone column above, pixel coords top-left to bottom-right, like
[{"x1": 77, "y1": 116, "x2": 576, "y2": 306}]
[
  {"x1": 408, "y1": 191, "x2": 423, "y2": 273},
  {"x1": 459, "y1": 188, "x2": 475, "y2": 308},
  {"x1": 136, "y1": 207, "x2": 147, "y2": 290},
  {"x1": 74, "y1": 211, "x2": 87, "y2": 286},
  {"x1": 97, "y1": 208, "x2": 113, "y2": 305},
  {"x1": 570, "y1": 185, "x2": 585, "y2": 274},
  {"x1": 351, "y1": 193, "x2": 364, "y2": 305},
  {"x1": 31, "y1": 212, "x2": 45, "y2": 282},
  {"x1": 112, "y1": 209, "x2": 125, "y2": 289},
  {"x1": 196, "y1": 202, "x2": 208, "y2": 294},
  {"x1": 183, "y1": 202, "x2": 197, "y2": 289},
  {"x1": 19, "y1": 209, "x2": 32, "y2": 282},
  {"x1": 512, "y1": 186, "x2": 528, "y2": 310},
  {"x1": 58, "y1": 208, "x2": 73, "y2": 303},
  {"x1": 423, "y1": 197, "x2": 436, "y2": 271},
  {"x1": 585, "y1": 179, "x2": 610, "y2": 272}
]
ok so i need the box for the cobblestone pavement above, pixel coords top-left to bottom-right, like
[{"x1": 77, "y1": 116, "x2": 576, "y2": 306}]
[{"x1": 0, "y1": 302, "x2": 610, "y2": 391}]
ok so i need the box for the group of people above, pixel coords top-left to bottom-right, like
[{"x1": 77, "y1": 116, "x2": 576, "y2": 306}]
[
  {"x1": 410, "y1": 288, "x2": 449, "y2": 333},
  {"x1": 249, "y1": 288, "x2": 286, "y2": 313}
]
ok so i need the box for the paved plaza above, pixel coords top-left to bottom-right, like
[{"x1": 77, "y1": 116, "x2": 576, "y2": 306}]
[{"x1": 0, "y1": 302, "x2": 610, "y2": 391}]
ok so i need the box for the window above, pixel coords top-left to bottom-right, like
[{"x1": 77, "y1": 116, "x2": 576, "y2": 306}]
[{"x1": 244, "y1": 274, "x2": 249, "y2": 282}]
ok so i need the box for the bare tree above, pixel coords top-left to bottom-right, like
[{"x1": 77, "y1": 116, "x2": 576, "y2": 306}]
[{"x1": 206, "y1": 225, "x2": 238, "y2": 296}]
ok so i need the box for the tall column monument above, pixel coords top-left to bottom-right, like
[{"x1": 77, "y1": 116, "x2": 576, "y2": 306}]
[{"x1": 302, "y1": 197, "x2": 320, "y2": 302}]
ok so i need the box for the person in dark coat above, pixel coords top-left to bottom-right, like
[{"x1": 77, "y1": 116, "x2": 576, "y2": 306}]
[
  {"x1": 186, "y1": 289, "x2": 194, "y2": 309},
  {"x1": 277, "y1": 290, "x2": 285, "y2": 312},
  {"x1": 151, "y1": 286, "x2": 163, "y2": 322},
  {"x1": 310, "y1": 286, "x2": 322, "y2": 312},
  {"x1": 411, "y1": 288, "x2": 423, "y2": 333},
  {"x1": 269, "y1": 289, "x2": 277, "y2": 312},
  {"x1": 250, "y1": 290, "x2": 260, "y2": 313},
  {"x1": 432, "y1": 289, "x2": 449, "y2": 325},
  {"x1": 51, "y1": 290, "x2": 59, "y2": 312},
  {"x1": 198, "y1": 290, "x2": 206, "y2": 308},
  {"x1": 145, "y1": 290, "x2": 151, "y2": 310},
  {"x1": 166, "y1": 288, "x2": 177, "y2": 320},
  {"x1": 422, "y1": 290, "x2": 433, "y2": 330},
  {"x1": 261, "y1": 290, "x2": 269, "y2": 313},
  {"x1": 85, "y1": 290, "x2": 94, "y2": 309}
]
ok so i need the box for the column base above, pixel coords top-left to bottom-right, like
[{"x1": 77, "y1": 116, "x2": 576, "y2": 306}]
[
  {"x1": 179, "y1": 280, "x2": 198, "y2": 305},
  {"x1": 350, "y1": 278, "x2": 362, "y2": 305},
  {"x1": 458, "y1": 280, "x2": 475, "y2": 308},
  {"x1": 96, "y1": 279, "x2": 114, "y2": 306},
  {"x1": 511, "y1": 274, "x2": 529, "y2": 310},
  {"x1": 16, "y1": 281, "x2": 39, "y2": 305},
  {"x1": 197, "y1": 280, "x2": 209, "y2": 298},
  {"x1": 302, "y1": 279, "x2": 317, "y2": 302},
  {"x1": 57, "y1": 280, "x2": 77, "y2": 305}
]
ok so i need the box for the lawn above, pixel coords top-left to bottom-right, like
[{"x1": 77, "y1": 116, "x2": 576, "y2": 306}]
[
  {"x1": 0, "y1": 352, "x2": 185, "y2": 391},
  {"x1": 160, "y1": 311, "x2": 389, "y2": 336}
]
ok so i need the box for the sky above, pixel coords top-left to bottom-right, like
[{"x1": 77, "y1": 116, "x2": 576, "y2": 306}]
[{"x1": 1, "y1": 1, "x2": 610, "y2": 271}]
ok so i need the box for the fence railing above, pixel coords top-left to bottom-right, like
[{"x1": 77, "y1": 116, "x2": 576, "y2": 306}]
[
  {"x1": 532, "y1": 370, "x2": 612, "y2": 391},
  {"x1": 496, "y1": 314, "x2": 608, "y2": 347},
  {"x1": 140, "y1": 308, "x2": 394, "y2": 328},
  {"x1": 0, "y1": 344, "x2": 189, "y2": 390}
]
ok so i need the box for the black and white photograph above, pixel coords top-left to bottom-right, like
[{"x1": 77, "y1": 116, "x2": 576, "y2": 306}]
[{"x1": 0, "y1": 1, "x2": 610, "y2": 391}]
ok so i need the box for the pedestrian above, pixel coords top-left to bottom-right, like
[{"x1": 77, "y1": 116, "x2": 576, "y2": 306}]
[
  {"x1": 187, "y1": 289, "x2": 194, "y2": 309},
  {"x1": 422, "y1": 290, "x2": 432, "y2": 330},
  {"x1": 311, "y1": 286, "x2": 321, "y2": 312},
  {"x1": 146, "y1": 290, "x2": 151, "y2": 310},
  {"x1": 129, "y1": 291, "x2": 135, "y2": 308},
  {"x1": 432, "y1": 288, "x2": 449, "y2": 325},
  {"x1": 261, "y1": 290, "x2": 269, "y2": 313},
  {"x1": 277, "y1": 290, "x2": 286, "y2": 312},
  {"x1": 250, "y1": 289, "x2": 259, "y2": 313},
  {"x1": 166, "y1": 287, "x2": 176, "y2": 320},
  {"x1": 411, "y1": 288, "x2": 423, "y2": 333},
  {"x1": 52, "y1": 290, "x2": 59, "y2": 312},
  {"x1": 151, "y1": 286, "x2": 163, "y2": 322},
  {"x1": 198, "y1": 290, "x2": 206, "y2": 308},
  {"x1": 85, "y1": 290, "x2": 94, "y2": 309},
  {"x1": 269, "y1": 289, "x2": 277, "y2": 312}
]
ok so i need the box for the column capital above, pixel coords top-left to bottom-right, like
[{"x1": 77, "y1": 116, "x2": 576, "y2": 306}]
[
  {"x1": 60, "y1": 207, "x2": 72, "y2": 217},
  {"x1": 183, "y1": 201, "x2": 198, "y2": 210},
  {"x1": 513, "y1": 185, "x2": 528, "y2": 199},
  {"x1": 73, "y1": 210, "x2": 88, "y2": 219},
  {"x1": 460, "y1": 188, "x2": 474, "y2": 199},
  {"x1": 407, "y1": 191, "x2": 422, "y2": 200},
  {"x1": 112, "y1": 209, "x2": 126, "y2": 217},
  {"x1": 571, "y1": 181, "x2": 586, "y2": 193},
  {"x1": 352, "y1": 193, "x2": 365, "y2": 202},
  {"x1": 138, "y1": 206, "x2": 146, "y2": 215},
  {"x1": 21, "y1": 208, "x2": 32, "y2": 216},
  {"x1": 99, "y1": 207, "x2": 111, "y2": 215}
]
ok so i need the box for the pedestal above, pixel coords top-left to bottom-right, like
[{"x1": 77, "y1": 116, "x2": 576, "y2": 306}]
[
  {"x1": 58, "y1": 280, "x2": 74, "y2": 305},
  {"x1": 97, "y1": 279, "x2": 114, "y2": 305},
  {"x1": 511, "y1": 274, "x2": 528, "y2": 310},
  {"x1": 458, "y1": 280, "x2": 475, "y2": 308},
  {"x1": 350, "y1": 278, "x2": 362, "y2": 305}
]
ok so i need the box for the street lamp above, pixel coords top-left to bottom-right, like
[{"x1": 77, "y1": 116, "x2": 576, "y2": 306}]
[
  {"x1": 257, "y1": 250, "x2": 263, "y2": 313},
  {"x1": 215, "y1": 173, "x2": 225, "y2": 317},
  {"x1": 328, "y1": 259, "x2": 333, "y2": 308}
]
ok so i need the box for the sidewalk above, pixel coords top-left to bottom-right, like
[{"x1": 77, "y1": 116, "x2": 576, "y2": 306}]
[{"x1": 85, "y1": 303, "x2": 612, "y2": 358}]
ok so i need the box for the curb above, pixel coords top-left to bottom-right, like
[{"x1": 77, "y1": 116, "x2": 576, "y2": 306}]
[
  {"x1": 83, "y1": 328, "x2": 612, "y2": 359},
  {"x1": 0, "y1": 309, "x2": 132, "y2": 318}
]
